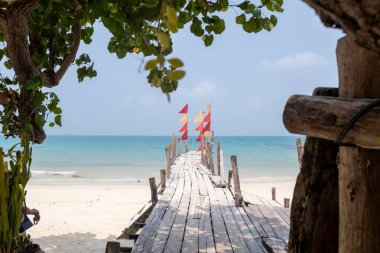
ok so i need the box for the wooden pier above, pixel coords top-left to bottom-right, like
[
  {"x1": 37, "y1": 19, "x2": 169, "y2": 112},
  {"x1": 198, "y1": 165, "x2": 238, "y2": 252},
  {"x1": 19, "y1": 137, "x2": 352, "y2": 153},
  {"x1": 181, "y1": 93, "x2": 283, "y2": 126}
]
[{"x1": 107, "y1": 150, "x2": 290, "y2": 253}]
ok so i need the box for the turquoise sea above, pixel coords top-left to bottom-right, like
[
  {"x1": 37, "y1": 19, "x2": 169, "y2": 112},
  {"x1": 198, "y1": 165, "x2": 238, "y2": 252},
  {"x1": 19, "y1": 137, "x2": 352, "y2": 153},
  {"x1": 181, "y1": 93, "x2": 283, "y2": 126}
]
[{"x1": 0, "y1": 136, "x2": 301, "y2": 182}]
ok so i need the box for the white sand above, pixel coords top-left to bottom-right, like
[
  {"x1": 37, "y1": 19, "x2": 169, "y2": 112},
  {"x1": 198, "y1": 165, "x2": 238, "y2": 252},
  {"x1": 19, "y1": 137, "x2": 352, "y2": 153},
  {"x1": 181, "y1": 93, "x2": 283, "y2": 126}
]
[{"x1": 25, "y1": 179, "x2": 295, "y2": 253}]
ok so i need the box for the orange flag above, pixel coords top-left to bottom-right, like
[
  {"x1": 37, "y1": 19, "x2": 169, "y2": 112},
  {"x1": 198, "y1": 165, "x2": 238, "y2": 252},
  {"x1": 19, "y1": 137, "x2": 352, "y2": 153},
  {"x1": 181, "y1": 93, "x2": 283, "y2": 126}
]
[
  {"x1": 179, "y1": 124, "x2": 188, "y2": 132},
  {"x1": 195, "y1": 122, "x2": 204, "y2": 131},
  {"x1": 179, "y1": 104, "x2": 188, "y2": 114},
  {"x1": 194, "y1": 110, "x2": 204, "y2": 122},
  {"x1": 203, "y1": 122, "x2": 211, "y2": 132},
  {"x1": 179, "y1": 114, "x2": 188, "y2": 124}
]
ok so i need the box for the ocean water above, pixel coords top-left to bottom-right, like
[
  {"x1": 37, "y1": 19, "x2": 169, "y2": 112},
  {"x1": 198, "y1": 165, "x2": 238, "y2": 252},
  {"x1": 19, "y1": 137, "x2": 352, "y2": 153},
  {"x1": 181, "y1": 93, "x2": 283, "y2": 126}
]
[{"x1": 0, "y1": 136, "x2": 301, "y2": 182}]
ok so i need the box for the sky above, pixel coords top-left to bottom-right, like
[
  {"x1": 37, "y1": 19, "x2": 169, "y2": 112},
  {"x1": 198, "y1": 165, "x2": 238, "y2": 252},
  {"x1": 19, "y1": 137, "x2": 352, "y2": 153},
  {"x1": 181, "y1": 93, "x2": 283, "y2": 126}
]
[{"x1": 46, "y1": 1, "x2": 344, "y2": 136}]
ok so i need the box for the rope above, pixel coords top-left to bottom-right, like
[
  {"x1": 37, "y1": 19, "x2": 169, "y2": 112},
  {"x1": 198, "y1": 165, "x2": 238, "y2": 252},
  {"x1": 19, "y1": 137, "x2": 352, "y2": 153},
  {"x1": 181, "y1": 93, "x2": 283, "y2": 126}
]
[{"x1": 336, "y1": 99, "x2": 380, "y2": 144}]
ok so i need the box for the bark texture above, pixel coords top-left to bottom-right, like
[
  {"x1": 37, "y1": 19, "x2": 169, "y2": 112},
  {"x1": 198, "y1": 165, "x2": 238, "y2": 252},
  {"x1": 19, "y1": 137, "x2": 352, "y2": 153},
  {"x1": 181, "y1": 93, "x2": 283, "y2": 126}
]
[
  {"x1": 337, "y1": 36, "x2": 380, "y2": 253},
  {"x1": 303, "y1": 0, "x2": 380, "y2": 55},
  {"x1": 289, "y1": 136, "x2": 339, "y2": 253}
]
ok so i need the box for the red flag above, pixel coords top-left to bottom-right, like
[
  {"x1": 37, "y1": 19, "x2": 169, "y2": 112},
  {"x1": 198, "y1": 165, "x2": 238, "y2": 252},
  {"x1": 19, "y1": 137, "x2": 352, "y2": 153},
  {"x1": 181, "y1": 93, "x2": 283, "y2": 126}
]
[
  {"x1": 178, "y1": 104, "x2": 188, "y2": 114},
  {"x1": 181, "y1": 131, "x2": 188, "y2": 140},
  {"x1": 203, "y1": 122, "x2": 211, "y2": 132},
  {"x1": 203, "y1": 112, "x2": 211, "y2": 123},
  {"x1": 197, "y1": 145, "x2": 202, "y2": 151},
  {"x1": 196, "y1": 135, "x2": 201, "y2": 142},
  {"x1": 195, "y1": 122, "x2": 204, "y2": 131},
  {"x1": 179, "y1": 124, "x2": 188, "y2": 132}
]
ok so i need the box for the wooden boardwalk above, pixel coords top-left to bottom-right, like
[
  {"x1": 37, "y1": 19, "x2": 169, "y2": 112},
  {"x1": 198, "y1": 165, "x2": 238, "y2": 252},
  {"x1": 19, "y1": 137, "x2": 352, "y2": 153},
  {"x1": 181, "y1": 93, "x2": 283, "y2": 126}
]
[{"x1": 127, "y1": 151, "x2": 290, "y2": 253}]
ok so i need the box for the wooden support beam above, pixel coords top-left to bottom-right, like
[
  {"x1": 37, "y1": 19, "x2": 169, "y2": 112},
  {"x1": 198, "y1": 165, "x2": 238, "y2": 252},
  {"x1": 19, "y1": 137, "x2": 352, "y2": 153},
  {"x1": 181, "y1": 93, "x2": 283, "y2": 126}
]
[
  {"x1": 106, "y1": 241, "x2": 120, "y2": 253},
  {"x1": 283, "y1": 95, "x2": 380, "y2": 149},
  {"x1": 284, "y1": 198, "x2": 290, "y2": 208},
  {"x1": 149, "y1": 177, "x2": 158, "y2": 205},
  {"x1": 231, "y1": 155, "x2": 243, "y2": 207},
  {"x1": 159, "y1": 169, "x2": 166, "y2": 194},
  {"x1": 272, "y1": 187, "x2": 276, "y2": 201},
  {"x1": 227, "y1": 170, "x2": 232, "y2": 190},
  {"x1": 217, "y1": 142, "x2": 221, "y2": 176},
  {"x1": 207, "y1": 142, "x2": 215, "y2": 175},
  {"x1": 166, "y1": 144, "x2": 171, "y2": 179},
  {"x1": 295, "y1": 138, "x2": 303, "y2": 168},
  {"x1": 337, "y1": 36, "x2": 380, "y2": 253}
]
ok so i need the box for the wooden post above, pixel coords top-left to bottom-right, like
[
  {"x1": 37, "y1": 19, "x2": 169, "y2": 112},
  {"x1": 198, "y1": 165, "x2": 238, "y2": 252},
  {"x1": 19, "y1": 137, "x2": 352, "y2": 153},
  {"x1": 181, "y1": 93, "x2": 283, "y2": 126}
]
[
  {"x1": 172, "y1": 134, "x2": 176, "y2": 161},
  {"x1": 227, "y1": 170, "x2": 232, "y2": 190},
  {"x1": 105, "y1": 241, "x2": 120, "y2": 253},
  {"x1": 295, "y1": 138, "x2": 303, "y2": 168},
  {"x1": 149, "y1": 177, "x2": 158, "y2": 204},
  {"x1": 337, "y1": 36, "x2": 380, "y2": 253},
  {"x1": 160, "y1": 169, "x2": 166, "y2": 190},
  {"x1": 166, "y1": 144, "x2": 171, "y2": 179},
  {"x1": 185, "y1": 140, "x2": 188, "y2": 153},
  {"x1": 284, "y1": 198, "x2": 290, "y2": 208},
  {"x1": 231, "y1": 155, "x2": 243, "y2": 207},
  {"x1": 272, "y1": 187, "x2": 276, "y2": 201},
  {"x1": 207, "y1": 142, "x2": 215, "y2": 175},
  {"x1": 220, "y1": 149, "x2": 225, "y2": 178},
  {"x1": 178, "y1": 139, "x2": 181, "y2": 156},
  {"x1": 217, "y1": 142, "x2": 221, "y2": 176}
]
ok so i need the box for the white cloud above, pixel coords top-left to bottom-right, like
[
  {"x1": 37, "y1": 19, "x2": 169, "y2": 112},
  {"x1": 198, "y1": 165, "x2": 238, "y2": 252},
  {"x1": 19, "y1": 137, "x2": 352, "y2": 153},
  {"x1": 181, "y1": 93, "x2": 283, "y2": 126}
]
[
  {"x1": 261, "y1": 51, "x2": 328, "y2": 70},
  {"x1": 189, "y1": 81, "x2": 217, "y2": 98}
]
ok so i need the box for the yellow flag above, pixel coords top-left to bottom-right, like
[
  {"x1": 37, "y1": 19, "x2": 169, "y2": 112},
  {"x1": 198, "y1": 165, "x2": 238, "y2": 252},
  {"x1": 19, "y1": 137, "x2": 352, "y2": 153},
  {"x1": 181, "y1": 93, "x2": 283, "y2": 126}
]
[
  {"x1": 179, "y1": 114, "x2": 188, "y2": 124},
  {"x1": 204, "y1": 131, "x2": 210, "y2": 137},
  {"x1": 207, "y1": 103, "x2": 211, "y2": 112},
  {"x1": 194, "y1": 111, "x2": 203, "y2": 122}
]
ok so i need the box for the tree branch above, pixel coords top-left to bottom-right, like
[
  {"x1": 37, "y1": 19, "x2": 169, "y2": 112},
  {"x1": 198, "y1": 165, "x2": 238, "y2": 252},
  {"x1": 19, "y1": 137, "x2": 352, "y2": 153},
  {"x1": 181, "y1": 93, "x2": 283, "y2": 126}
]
[{"x1": 43, "y1": 21, "x2": 80, "y2": 88}]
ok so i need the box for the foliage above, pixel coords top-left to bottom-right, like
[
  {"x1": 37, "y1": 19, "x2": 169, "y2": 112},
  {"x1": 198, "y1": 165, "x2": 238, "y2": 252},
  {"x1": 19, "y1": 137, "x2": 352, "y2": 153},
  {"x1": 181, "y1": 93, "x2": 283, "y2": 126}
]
[
  {"x1": 0, "y1": 139, "x2": 32, "y2": 253},
  {"x1": 0, "y1": 0, "x2": 283, "y2": 142},
  {"x1": 14, "y1": 234, "x2": 34, "y2": 252}
]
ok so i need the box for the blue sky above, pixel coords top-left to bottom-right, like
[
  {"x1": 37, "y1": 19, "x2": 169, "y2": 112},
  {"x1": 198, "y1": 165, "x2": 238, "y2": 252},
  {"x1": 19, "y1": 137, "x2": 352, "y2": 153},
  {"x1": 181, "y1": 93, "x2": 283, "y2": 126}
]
[{"x1": 47, "y1": 1, "x2": 343, "y2": 136}]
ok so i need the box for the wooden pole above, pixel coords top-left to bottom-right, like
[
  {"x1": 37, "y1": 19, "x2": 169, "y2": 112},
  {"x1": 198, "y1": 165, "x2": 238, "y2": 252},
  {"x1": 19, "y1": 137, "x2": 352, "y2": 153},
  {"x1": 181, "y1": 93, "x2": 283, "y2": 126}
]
[
  {"x1": 149, "y1": 177, "x2": 158, "y2": 204},
  {"x1": 105, "y1": 241, "x2": 120, "y2": 253},
  {"x1": 171, "y1": 134, "x2": 176, "y2": 161},
  {"x1": 160, "y1": 169, "x2": 166, "y2": 190},
  {"x1": 217, "y1": 142, "x2": 221, "y2": 176},
  {"x1": 337, "y1": 36, "x2": 380, "y2": 253},
  {"x1": 272, "y1": 187, "x2": 276, "y2": 201},
  {"x1": 295, "y1": 138, "x2": 303, "y2": 168},
  {"x1": 207, "y1": 142, "x2": 215, "y2": 175},
  {"x1": 284, "y1": 198, "x2": 290, "y2": 208},
  {"x1": 185, "y1": 140, "x2": 188, "y2": 153},
  {"x1": 166, "y1": 144, "x2": 171, "y2": 179},
  {"x1": 231, "y1": 155, "x2": 243, "y2": 207},
  {"x1": 227, "y1": 170, "x2": 232, "y2": 190}
]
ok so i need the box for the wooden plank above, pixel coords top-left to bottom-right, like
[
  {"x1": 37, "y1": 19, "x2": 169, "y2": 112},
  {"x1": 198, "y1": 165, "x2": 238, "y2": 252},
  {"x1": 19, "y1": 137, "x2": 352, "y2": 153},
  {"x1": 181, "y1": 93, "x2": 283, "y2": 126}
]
[
  {"x1": 202, "y1": 173, "x2": 233, "y2": 253},
  {"x1": 243, "y1": 205, "x2": 271, "y2": 239},
  {"x1": 196, "y1": 170, "x2": 216, "y2": 253},
  {"x1": 210, "y1": 175, "x2": 226, "y2": 188},
  {"x1": 150, "y1": 165, "x2": 186, "y2": 252},
  {"x1": 164, "y1": 167, "x2": 192, "y2": 252},
  {"x1": 262, "y1": 238, "x2": 287, "y2": 253},
  {"x1": 223, "y1": 188, "x2": 266, "y2": 253},
  {"x1": 182, "y1": 169, "x2": 200, "y2": 253}
]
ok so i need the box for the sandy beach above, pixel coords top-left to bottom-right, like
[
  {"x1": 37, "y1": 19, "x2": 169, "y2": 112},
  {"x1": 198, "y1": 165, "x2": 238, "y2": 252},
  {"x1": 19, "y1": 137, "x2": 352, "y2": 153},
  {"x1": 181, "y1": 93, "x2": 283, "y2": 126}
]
[{"x1": 25, "y1": 179, "x2": 295, "y2": 253}]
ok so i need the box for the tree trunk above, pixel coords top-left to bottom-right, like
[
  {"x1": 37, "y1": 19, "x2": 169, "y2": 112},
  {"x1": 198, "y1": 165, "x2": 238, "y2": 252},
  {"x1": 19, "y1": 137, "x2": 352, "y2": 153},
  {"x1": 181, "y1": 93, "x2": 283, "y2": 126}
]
[
  {"x1": 1, "y1": 3, "x2": 45, "y2": 143},
  {"x1": 337, "y1": 36, "x2": 380, "y2": 253},
  {"x1": 288, "y1": 88, "x2": 339, "y2": 253}
]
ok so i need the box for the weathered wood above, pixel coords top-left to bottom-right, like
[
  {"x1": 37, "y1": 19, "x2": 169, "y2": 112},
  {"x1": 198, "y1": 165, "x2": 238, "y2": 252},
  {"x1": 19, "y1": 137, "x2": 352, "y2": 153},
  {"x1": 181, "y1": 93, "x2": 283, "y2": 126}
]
[
  {"x1": 166, "y1": 144, "x2": 171, "y2": 179},
  {"x1": 217, "y1": 142, "x2": 221, "y2": 176},
  {"x1": 271, "y1": 187, "x2": 276, "y2": 201},
  {"x1": 283, "y1": 95, "x2": 380, "y2": 149},
  {"x1": 159, "y1": 169, "x2": 166, "y2": 194},
  {"x1": 231, "y1": 155, "x2": 243, "y2": 207},
  {"x1": 295, "y1": 138, "x2": 303, "y2": 167},
  {"x1": 284, "y1": 198, "x2": 290, "y2": 208},
  {"x1": 149, "y1": 177, "x2": 158, "y2": 205},
  {"x1": 210, "y1": 175, "x2": 226, "y2": 188},
  {"x1": 118, "y1": 202, "x2": 153, "y2": 239},
  {"x1": 207, "y1": 142, "x2": 215, "y2": 175},
  {"x1": 227, "y1": 170, "x2": 232, "y2": 190},
  {"x1": 337, "y1": 36, "x2": 380, "y2": 253},
  {"x1": 106, "y1": 241, "x2": 120, "y2": 253},
  {"x1": 172, "y1": 134, "x2": 176, "y2": 161}
]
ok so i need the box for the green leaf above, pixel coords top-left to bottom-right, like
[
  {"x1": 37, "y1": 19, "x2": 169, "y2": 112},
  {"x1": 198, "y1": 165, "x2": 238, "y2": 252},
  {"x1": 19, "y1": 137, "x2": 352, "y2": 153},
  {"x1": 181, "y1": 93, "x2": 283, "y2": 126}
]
[
  {"x1": 35, "y1": 114, "x2": 45, "y2": 128},
  {"x1": 203, "y1": 34, "x2": 214, "y2": 47},
  {"x1": 243, "y1": 18, "x2": 257, "y2": 33},
  {"x1": 49, "y1": 122, "x2": 55, "y2": 127},
  {"x1": 53, "y1": 107, "x2": 62, "y2": 114},
  {"x1": 24, "y1": 76, "x2": 42, "y2": 89},
  {"x1": 168, "y1": 58, "x2": 184, "y2": 68},
  {"x1": 167, "y1": 70, "x2": 185, "y2": 81},
  {"x1": 157, "y1": 31, "x2": 170, "y2": 50},
  {"x1": 213, "y1": 19, "x2": 225, "y2": 34},
  {"x1": 54, "y1": 115, "x2": 62, "y2": 126},
  {"x1": 145, "y1": 59, "x2": 158, "y2": 70},
  {"x1": 270, "y1": 15, "x2": 277, "y2": 27},
  {"x1": 236, "y1": 14, "x2": 246, "y2": 25},
  {"x1": 166, "y1": 5, "x2": 178, "y2": 33}
]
